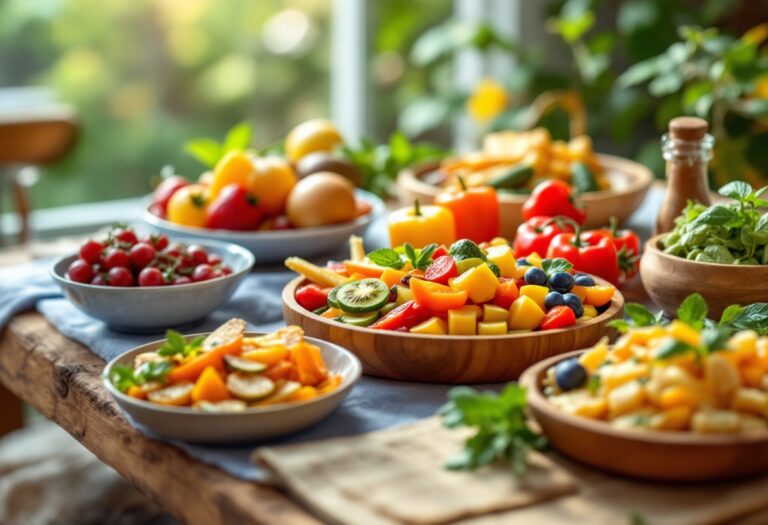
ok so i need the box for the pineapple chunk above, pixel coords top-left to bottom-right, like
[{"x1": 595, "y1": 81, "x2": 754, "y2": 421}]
[
  {"x1": 579, "y1": 337, "x2": 609, "y2": 373},
  {"x1": 731, "y1": 388, "x2": 768, "y2": 417},
  {"x1": 410, "y1": 317, "x2": 447, "y2": 335},
  {"x1": 485, "y1": 244, "x2": 517, "y2": 278},
  {"x1": 667, "y1": 320, "x2": 701, "y2": 347},
  {"x1": 728, "y1": 330, "x2": 759, "y2": 363},
  {"x1": 739, "y1": 414, "x2": 768, "y2": 434},
  {"x1": 478, "y1": 321, "x2": 508, "y2": 335},
  {"x1": 650, "y1": 406, "x2": 693, "y2": 431},
  {"x1": 600, "y1": 361, "x2": 650, "y2": 391},
  {"x1": 691, "y1": 409, "x2": 741, "y2": 434},
  {"x1": 482, "y1": 304, "x2": 509, "y2": 323},
  {"x1": 448, "y1": 308, "x2": 477, "y2": 335},
  {"x1": 550, "y1": 391, "x2": 608, "y2": 419},
  {"x1": 608, "y1": 380, "x2": 647, "y2": 418},
  {"x1": 705, "y1": 354, "x2": 741, "y2": 405}
]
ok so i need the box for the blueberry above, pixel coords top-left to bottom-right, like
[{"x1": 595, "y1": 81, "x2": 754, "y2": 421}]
[
  {"x1": 563, "y1": 293, "x2": 584, "y2": 318},
  {"x1": 524, "y1": 267, "x2": 547, "y2": 286},
  {"x1": 549, "y1": 271, "x2": 574, "y2": 293},
  {"x1": 516, "y1": 257, "x2": 531, "y2": 267},
  {"x1": 574, "y1": 273, "x2": 595, "y2": 287},
  {"x1": 554, "y1": 358, "x2": 587, "y2": 391},
  {"x1": 544, "y1": 291, "x2": 564, "y2": 310}
]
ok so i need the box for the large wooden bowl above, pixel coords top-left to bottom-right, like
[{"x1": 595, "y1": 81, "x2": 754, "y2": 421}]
[
  {"x1": 521, "y1": 351, "x2": 768, "y2": 481},
  {"x1": 282, "y1": 276, "x2": 623, "y2": 384},
  {"x1": 640, "y1": 234, "x2": 768, "y2": 319},
  {"x1": 397, "y1": 154, "x2": 653, "y2": 239}
]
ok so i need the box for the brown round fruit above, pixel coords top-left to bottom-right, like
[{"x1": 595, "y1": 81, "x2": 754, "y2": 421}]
[
  {"x1": 286, "y1": 172, "x2": 357, "y2": 228},
  {"x1": 285, "y1": 119, "x2": 343, "y2": 163},
  {"x1": 296, "y1": 152, "x2": 362, "y2": 186}
]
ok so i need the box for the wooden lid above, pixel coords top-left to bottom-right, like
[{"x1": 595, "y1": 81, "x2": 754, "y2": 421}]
[{"x1": 669, "y1": 116, "x2": 708, "y2": 141}]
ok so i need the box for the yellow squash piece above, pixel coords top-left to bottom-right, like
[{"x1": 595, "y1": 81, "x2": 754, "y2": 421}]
[
  {"x1": 485, "y1": 244, "x2": 517, "y2": 278},
  {"x1": 411, "y1": 317, "x2": 448, "y2": 335},
  {"x1": 448, "y1": 308, "x2": 477, "y2": 335},
  {"x1": 449, "y1": 263, "x2": 499, "y2": 304},
  {"x1": 482, "y1": 304, "x2": 509, "y2": 323},
  {"x1": 519, "y1": 284, "x2": 549, "y2": 310},
  {"x1": 508, "y1": 295, "x2": 545, "y2": 331},
  {"x1": 478, "y1": 321, "x2": 508, "y2": 335}
]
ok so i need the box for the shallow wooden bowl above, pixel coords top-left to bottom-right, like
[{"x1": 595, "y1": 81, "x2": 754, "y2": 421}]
[
  {"x1": 521, "y1": 351, "x2": 768, "y2": 481},
  {"x1": 397, "y1": 154, "x2": 653, "y2": 239},
  {"x1": 640, "y1": 234, "x2": 768, "y2": 319},
  {"x1": 282, "y1": 277, "x2": 623, "y2": 384}
]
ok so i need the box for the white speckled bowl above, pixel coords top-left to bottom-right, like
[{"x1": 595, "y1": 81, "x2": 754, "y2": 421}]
[
  {"x1": 103, "y1": 333, "x2": 362, "y2": 443},
  {"x1": 51, "y1": 239, "x2": 254, "y2": 332},
  {"x1": 142, "y1": 189, "x2": 386, "y2": 264}
]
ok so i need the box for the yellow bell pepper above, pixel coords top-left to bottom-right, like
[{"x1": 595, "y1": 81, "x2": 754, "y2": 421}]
[
  {"x1": 478, "y1": 321, "x2": 508, "y2": 335},
  {"x1": 410, "y1": 317, "x2": 448, "y2": 335},
  {"x1": 508, "y1": 295, "x2": 545, "y2": 330},
  {"x1": 519, "y1": 284, "x2": 549, "y2": 310},
  {"x1": 485, "y1": 244, "x2": 517, "y2": 278},
  {"x1": 482, "y1": 304, "x2": 509, "y2": 323},
  {"x1": 388, "y1": 201, "x2": 455, "y2": 248},
  {"x1": 448, "y1": 308, "x2": 477, "y2": 335},
  {"x1": 449, "y1": 263, "x2": 498, "y2": 303}
]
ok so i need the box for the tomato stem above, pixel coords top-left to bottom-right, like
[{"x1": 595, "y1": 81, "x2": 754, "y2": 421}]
[{"x1": 414, "y1": 199, "x2": 422, "y2": 216}]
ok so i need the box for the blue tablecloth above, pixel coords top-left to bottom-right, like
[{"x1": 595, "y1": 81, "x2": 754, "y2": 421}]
[{"x1": 0, "y1": 187, "x2": 662, "y2": 482}]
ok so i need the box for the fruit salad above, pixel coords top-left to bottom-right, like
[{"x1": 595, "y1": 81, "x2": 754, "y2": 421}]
[
  {"x1": 110, "y1": 319, "x2": 341, "y2": 411},
  {"x1": 66, "y1": 225, "x2": 232, "y2": 287},
  {"x1": 543, "y1": 296, "x2": 768, "y2": 434},
  {"x1": 286, "y1": 237, "x2": 616, "y2": 336}
]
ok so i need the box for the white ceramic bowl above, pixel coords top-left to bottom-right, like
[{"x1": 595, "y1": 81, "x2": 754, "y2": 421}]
[
  {"x1": 103, "y1": 333, "x2": 362, "y2": 443},
  {"x1": 142, "y1": 189, "x2": 386, "y2": 264},
  {"x1": 51, "y1": 239, "x2": 254, "y2": 332}
]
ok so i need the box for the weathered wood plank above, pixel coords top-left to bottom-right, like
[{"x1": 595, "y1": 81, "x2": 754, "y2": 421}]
[
  {"x1": 0, "y1": 381, "x2": 23, "y2": 437},
  {"x1": 0, "y1": 313, "x2": 323, "y2": 525}
]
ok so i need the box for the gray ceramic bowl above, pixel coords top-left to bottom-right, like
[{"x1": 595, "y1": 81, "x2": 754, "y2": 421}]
[
  {"x1": 142, "y1": 189, "x2": 385, "y2": 264},
  {"x1": 103, "y1": 332, "x2": 362, "y2": 443},
  {"x1": 50, "y1": 239, "x2": 254, "y2": 332}
]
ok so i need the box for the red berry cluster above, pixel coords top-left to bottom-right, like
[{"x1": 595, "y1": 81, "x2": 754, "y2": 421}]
[{"x1": 67, "y1": 226, "x2": 233, "y2": 287}]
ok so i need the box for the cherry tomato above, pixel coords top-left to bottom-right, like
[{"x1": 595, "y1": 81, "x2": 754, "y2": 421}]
[
  {"x1": 174, "y1": 276, "x2": 192, "y2": 285},
  {"x1": 102, "y1": 248, "x2": 129, "y2": 270},
  {"x1": 67, "y1": 259, "x2": 94, "y2": 283},
  {"x1": 79, "y1": 240, "x2": 104, "y2": 264},
  {"x1": 431, "y1": 245, "x2": 450, "y2": 260},
  {"x1": 208, "y1": 254, "x2": 223, "y2": 266},
  {"x1": 370, "y1": 300, "x2": 430, "y2": 331},
  {"x1": 152, "y1": 175, "x2": 190, "y2": 212},
  {"x1": 138, "y1": 267, "x2": 165, "y2": 287},
  {"x1": 150, "y1": 234, "x2": 169, "y2": 251},
  {"x1": 192, "y1": 264, "x2": 216, "y2": 282},
  {"x1": 295, "y1": 284, "x2": 330, "y2": 311},
  {"x1": 114, "y1": 229, "x2": 138, "y2": 247},
  {"x1": 129, "y1": 242, "x2": 156, "y2": 269},
  {"x1": 424, "y1": 255, "x2": 458, "y2": 285},
  {"x1": 540, "y1": 305, "x2": 577, "y2": 330},
  {"x1": 187, "y1": 245, "x2": 209, "y2": 266},
  {"x1": 91, "y1": 274, "x2": 108, "y2": 286},
  {"x1": 219, "y1": 266, "x2": 233, "y2": 276},
  {"x1": 206, "y1": 183, "x2": 265, "y2": 230},
  {"x1": 108, "y1": 267, "x2": 134, "y2": 287}
]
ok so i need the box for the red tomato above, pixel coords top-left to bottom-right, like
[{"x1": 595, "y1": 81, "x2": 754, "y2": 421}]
[
  {"x1": 431, "y1": 245, "x2": 450, "y2": 260},
  {"x1": 423, "y1": 255, "x2": 458, "y2": 285},
  {"x1": 206, "y1": 184, "x2": 265, "y2": 230},
  {"x1": 295, "y1": 284, "x2": 331, "y2": 311},
  {"x1": 153, "y1": 175, "x2": 191, "y2": 213},
  {"x1": 540, "y1": 305, "x2": 576, "y2": 330},
  {"x1": 370, "y1": 300, "x2": 430, "y2": 331},
  {"x1": 79, "y1": 240, "x2": 104, "y2": 264}
]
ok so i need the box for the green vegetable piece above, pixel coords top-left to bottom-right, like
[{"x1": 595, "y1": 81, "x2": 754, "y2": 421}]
[
  {"x1": 487, "y1": 165, "x2": 534, "y2": 189},
  {"x1": 456, "y1": 257, "x2": 484, "y2": 274},
  {"x1": 487, "y1": 261, "x2": 501, "y2": 278},
  {"x1": 449, "y1": 239, "x2": 486, "y2": 262},
  {"x1": 339, "y1": 311, "x2": 381, "y2": 327},
  {"x1": 335, "y1": 278, "x2": 390, "y2": 313},
  {"x1": 571, "y1": 162, "x2": 599, "y2": 193}
]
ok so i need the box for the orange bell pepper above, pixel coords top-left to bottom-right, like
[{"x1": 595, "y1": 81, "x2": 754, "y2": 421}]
[
  {"x1": 434, "y1": 177, "x2": 499, "y2": 243},
  {"x1": 410, "y1": 277, "x2": 468, "y2": 312},
  {"x1": 290, "y1": 342, "x2": 328, "y2": 386},
  {"x1": 388, "y1": 200, "x2": 455, "y2": 249},
  {"x1": 191, "y1": 366, "x2": 230, "y2": 403},
  {"x1": 167, "y1": 336, "x2": 243, "y2": 384}
]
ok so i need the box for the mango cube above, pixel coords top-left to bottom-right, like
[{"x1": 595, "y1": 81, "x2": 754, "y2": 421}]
[
  {"x1": 448, "y1": 308, "x2": 477, "y2": 335},
  {"x1": 449, "y1": 263, "x2": 498, "y2": 304},
  {"x1": 520, "y1": 284, "x2": 549, "y2": 310},
  {"x1": 581, "y1": 304, "x2": 598, "y2": 318},
  {"x1": 668, "y1": 320, "x2": 701, "y2": 348},
  {"x1": 478, "y1": 321, "x2": 508, "y2": 335},
  {"x1": 508, "y1": 295, "x2": 545, "y2": 331},
  {"x1": 483, "y1": 304, "x2": 509, "y2": 323},
  {"x1": 485, "y1": 245, "x2": 517, "y2": 278},
  {"x1": 410, "y1": 317, "x2": 447, "y2": 335}
]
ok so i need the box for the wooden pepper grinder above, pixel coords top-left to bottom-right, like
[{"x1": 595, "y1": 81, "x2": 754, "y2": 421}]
[{"x1": 655, "y1": 116, "x2": 714, "y2": 234}]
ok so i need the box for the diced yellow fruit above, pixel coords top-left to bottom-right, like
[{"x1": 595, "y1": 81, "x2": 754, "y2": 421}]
[
  {"x1": 579, "y1": 337, "x2": 609, "y2": 373},
  {"x1": 582, "y1": 304, "x2": 597, "y2": 318},
  {"x1": 609, "y1": 344, "x2": 634, "y2": 363},
  {"x1": 659, "y1": 385, "x2": 701, "y2": 409},
  {"x1": 741, "y1": 360, "x2": 766, "y2": 388},
  {"x1": 631, "y1": 326, "x2": 667, "y2": 345},
  {"x1": 610, "y1": 410, "x2": 656, "y2": 430},
  {"x1": 651, "y1": 406, "x2": 692, "y2": 431},
  {"x1": 600, "y1": 361, "x2": 650, "y2": 391},
  {"x1": 691, "y1": 409, "x2": 741, "y2": 434},
  {"x1": 395, "y1": 285, "x2": 413, "y2": 306},
  {"x1": 448, "y1": 308, "x2": 477, "y2": 335},
  {"x1": 449, "y1": 263, "x2": 499, "y2": 303},
  {"x1": 550, "y1": 391, "x2": 608, "y2": 419},
  {"x1": 740, "y1": 414, "x2": 768, "y2": 434},
  {"x1": 410, "y1": 317, "x2": 447, "y2": 335},
  {"x1": 571, "y1": 285, "x2": 587, "y2": 303},
  {"x1": 380, "y1": 268, "x2": 407, "y2": 289},
  {"x1": 490, "y1": 237, "x2": 509, "y2": 246},
  {"x1": 732, "y1": 388, "x2": 768, "y2": 416},
  {"x1": 519, "y1": 284, "x2": 549, "y2": 310},
  {"x1": 584, "y1": 285, "x2": 615, "y2": 307},
  {"x1": 478, "y1": 321, "x2": 508, "y2": 335},
  {"x1": 511, "y1": 263, "x2": 528, "y2": 280},
  {"x1": 607, "y1": 380, "x2": 646, "y2": 418},
  {"x1": 508, "y1": 295, "x2": 545, "y2": 331},
  {"x1": 728, "y1": 330, "x2": 759, "y2": 362},
  {"x1": 347, "y1": 272, "x2": 367, "y2": 281},
  {"x1": 667, "y1": 320, "x2": 701, "y2": 348},
  {"x1": 705, "y1": 354, "x2": 741, "y2": 404},
  {"x1": 483, "y1": 304, "x2": 509, "y2": 323},
  {"x1": 758, "y1": 337, "x2": 768, "y2": 366},
  {"x1": 526, "y1": 252, "x2": 543, "y2": 268},
  {"x1": 485, "y1": 245, "x2": 517, "y2": 278}
]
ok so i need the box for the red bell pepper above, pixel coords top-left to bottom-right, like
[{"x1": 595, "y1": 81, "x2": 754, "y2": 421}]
[
  {"x1": 513, "y1": 216, "x2": 576, "y2": 258},
  {"x1": 295, "y1": 284, "x2": 330, "y2": 311},
  {"x1": 522, "y1": 180, "x2": 587, "y2": 225},
  {"x1": 434, "y1": 177, "x2": 500, "y2": 243},
  {"x1": 541, "y1": 305, "x2": 577, "y2": 330},
  {"x1": 593, "y1": 217, "x2": 641, "y2": 280},
  {"x1": 424, "y1": 255, "x2": 458, "y2": 285},
  {"x1": 370, "y1": 300, "x2": 431, "y2": 331},
  {"x1": 546, "y1": 229, "x2": 619, "y2": 284}
]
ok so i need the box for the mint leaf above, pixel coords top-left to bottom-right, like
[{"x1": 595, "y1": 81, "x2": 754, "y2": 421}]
[
  {"x1": 223, "y1": 121, "x2": 252, "y2": 152},
  {"x1": 676, "y1": 293, "x2": 707, "y2": 330},
  {"x1": 718, "y1": 181, "x2": 753, "y2": 201},
  {"x1": 718, "y1": 304, "x2": 744, "y2": 326},
  {"x1": 656, "y1": 339, "x2": 695, "y2": 360},
  {"x1": 415, "y1": 244, "x2": 438, "y2": 269},
  {"x1": 728, "y1": 303, "x2": 768, "y2": 336},
  {"x1": 110, "y1": 365, "x2": 138, "y2": 392},
  {"x1": 367, "y1": 248, "x2": 405, "y2": 269},
  {"x1": 624, "y1": 303, "x2": 658, "y2": 327},
  {"x1": 157, "y1": 330, "x2": 203, "y2": 357},
  {"x1": 542, "y1": 257, "x2": 573, "y2": 275},
  {"x1": 184, "y1": 139, "x2": 222, "y2": 168},
  {"x1": 607, "y1": 319, "x2": 630, "y2": 332},
  {"x1": 693, "y1": 204, "x2": 741, "y2": 226}
]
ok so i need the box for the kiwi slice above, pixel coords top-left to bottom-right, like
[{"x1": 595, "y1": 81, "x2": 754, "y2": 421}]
[
  {"x1": 328, "y1": 286, "x2": 341, "y2": 309},
  {"x1": 335, "y1": 278, "x2": 390, "y2": 313},
  {"x1": 339, "y1": 311, "x2": 380, "y2": 327}
]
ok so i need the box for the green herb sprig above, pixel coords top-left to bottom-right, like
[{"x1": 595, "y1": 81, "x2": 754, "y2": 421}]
[
  {"x1": 110, "y1": 360, "x2": 173, "y2": 393},
  {"x1": 439, "y1": 383, "x2": 547, "y2": 476},
  {"x1": 156, "y1": 330, "x2": 204, "y2": 358},
  {"x1": 368, "y1": 243, "x2": 437, "y2": 271}
]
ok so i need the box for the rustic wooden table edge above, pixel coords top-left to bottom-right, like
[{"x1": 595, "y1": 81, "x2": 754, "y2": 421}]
[{"x1": 0, "y1": 312, "x2": 322, "y2": 525}]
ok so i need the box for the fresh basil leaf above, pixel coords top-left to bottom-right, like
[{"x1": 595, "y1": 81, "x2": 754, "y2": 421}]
[
  {"x1": 223, "y1": 121, "x2": 252, "y2": 152},
  {"x1": 728, "y1": 303, "x2": 768, "y2": 335},
  {"x1": 701, "y1": 327, "x2": 730, "y2": 352},
  {"x1": 607, "y1": 319, "x2": 630, "y2": 332},
  {"x1": 624, "y1": 303, "x2": 658, "y2": 327},
  {"x1": 703, "y1": 244, "x2": 734, "y2": 263},
  {"x1": 693, "y1": 204, "x2": 740, "y2": 226},
  {"x1": 110, "y1": 365, "x2": 137, "y2": 392},
  {"x1": 367, "y1": 248, "x2": 405, "y2": 269},
  {"x1": 416, "y1": 244, "x2": 438, "y2": 269},
  {"x1": 718, "y1": 304, "x2": 744, "y2": 326},
  {"x1": 718, "y1": 181, "x2": 753, "y2": 201},
  {"x1": 541, "y1": 257, "x2": 574, "y2": 275},
  {"x1": 676, "y1": 293, "x2": 707, "y2": 330},
  {"x1": 656, "y1": 339, "x2": 695, "y2": 360},
  {"x1": 184, "y1": 139, "x2": 222, "y2": 168},
  {"x1": 404, "y1": 243, "x2": 417, "y2": 266},
  {"x1": 135, "y1": 360, "x2": 173, "y2": 384}
]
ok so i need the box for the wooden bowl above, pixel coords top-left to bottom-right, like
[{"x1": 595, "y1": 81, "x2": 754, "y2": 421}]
[
  {"x1": 397, "y1": 154, "x2": 653, "y2": 239},
  {"x1": 640, "y1": 234, "x2": 768, "y2": 319},
  {"x1": 282, "y1": 277, "x2": 623, "y2": 384},
  {"x1": 520, "y1": 351, "x2": 768, "y2": 481}
]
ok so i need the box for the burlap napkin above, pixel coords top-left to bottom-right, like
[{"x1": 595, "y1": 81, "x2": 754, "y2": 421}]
[{"x1": 256, "y1": 417, "x2": 768, "y2": 525}]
